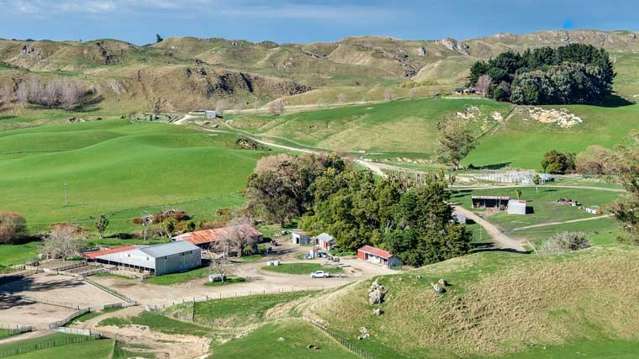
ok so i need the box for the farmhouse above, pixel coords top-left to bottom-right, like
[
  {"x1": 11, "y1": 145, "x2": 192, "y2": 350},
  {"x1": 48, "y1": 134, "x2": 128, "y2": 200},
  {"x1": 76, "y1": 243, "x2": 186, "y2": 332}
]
[
  {"x1": 291, "y1": 230, "x2": 313, "y2": 245},
  {"x1": 316, "y1": 233, "x2": 336, "y2": 250},
  {"x1": 173, "y1": 224, "x2": 262, "y2": 251},
  {"x1": 357, "y1": 245, "x2": 401, "y2": 268},
  {"x1": 84, "y1": 241, "x2": 202, "y2": 276},
  {"x1": 472, "y1": 196, "x2": 511, "y2": 210}
]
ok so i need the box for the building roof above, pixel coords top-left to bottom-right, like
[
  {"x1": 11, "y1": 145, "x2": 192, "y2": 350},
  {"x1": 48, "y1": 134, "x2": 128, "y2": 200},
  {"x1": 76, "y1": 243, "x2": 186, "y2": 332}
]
[
  {"x1": 472, "y1": 196, "x2": 511, "y2": 200},
  {"x1": 508, "y1": 199, "x2": 527, "y2": 206},
  {"x1": 83, "y1": 245, "x2": 136, "y2": 260},
  {"x1": 358, "y1": 245, "x2": 393, "y2": 260},
  {"x1": 316, "y1": 233, "x2": 335, "y2": 243},
  {"x1": 138, "y1": 241, "x2": 200, "y2": 258},
  {"x1": 176, "y1": 224, "x2": 262, "y2": 246}
]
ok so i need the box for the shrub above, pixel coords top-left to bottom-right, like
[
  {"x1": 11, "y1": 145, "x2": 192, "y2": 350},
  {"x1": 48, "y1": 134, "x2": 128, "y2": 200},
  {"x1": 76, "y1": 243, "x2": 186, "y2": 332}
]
[
  {"x1": 541, "y1": 150, "x2": 576, "y2": 174},
  {"x1": 539, "y1": 232, "x2": 590, "y2": 255},
  {"x1": 0, "y1": 212, "x2": 27, "y2": 244}
]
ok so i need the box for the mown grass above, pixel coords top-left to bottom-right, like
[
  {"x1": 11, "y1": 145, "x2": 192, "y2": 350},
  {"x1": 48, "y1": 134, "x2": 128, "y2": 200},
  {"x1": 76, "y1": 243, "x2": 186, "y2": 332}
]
[
  {"x1": 7, "y1": 339, "x2": 114, "y2": 359},
  {"x1": 0, "y1": 119, "x2": 265, "y2": 235},
  {"x1": 0, "y1": 242, "x2": 40, "y2": 266},
  {"x1": 212, "y1": 319, "x2": 356, "y2": 359},
  {"x1": 144, "y1": 266, "x2": 210, "y2": 286},
  {"x1": 261, "y1": 263, "x2": 343, "y2": 275},
  {"x1": 99, "y1": 311, "x2": 211, "y2": 337}
]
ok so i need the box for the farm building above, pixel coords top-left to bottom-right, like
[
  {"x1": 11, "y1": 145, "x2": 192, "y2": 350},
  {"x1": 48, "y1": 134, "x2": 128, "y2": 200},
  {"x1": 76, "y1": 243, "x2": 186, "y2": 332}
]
[
  {"x1": 84, "y1": 241, "x2": 202, "y2": 276},
  {"x1": 472, "y1": 196, "x2": 511, "y2": 210},
  {"x1": 292, "y1": 231, "x2": 313, "y2": 245},
  {"x1": 173, "y1": 224, "x2": 262, "y2": 252},
  {"x1": 357, "y1": 245, "x2": 401, "y2": 268},
  {"x1": 507, "y1": 200, "x2": 528, "y2": 215},
  {"x1": 316, "y1": 233, "x2": 336, "y2": 250}
]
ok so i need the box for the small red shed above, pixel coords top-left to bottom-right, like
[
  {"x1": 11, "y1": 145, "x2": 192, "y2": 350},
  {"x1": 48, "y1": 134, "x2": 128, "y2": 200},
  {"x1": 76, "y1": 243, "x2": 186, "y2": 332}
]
[{"x1": 357, "y1": 245, "x2": 401, "y2": 268}]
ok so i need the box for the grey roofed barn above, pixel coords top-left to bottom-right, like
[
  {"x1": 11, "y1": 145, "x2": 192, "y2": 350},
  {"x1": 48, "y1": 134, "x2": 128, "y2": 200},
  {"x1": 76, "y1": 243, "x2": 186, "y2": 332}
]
[{"x1": 138, "y1": 241, "x2": 199, "y2": 258}]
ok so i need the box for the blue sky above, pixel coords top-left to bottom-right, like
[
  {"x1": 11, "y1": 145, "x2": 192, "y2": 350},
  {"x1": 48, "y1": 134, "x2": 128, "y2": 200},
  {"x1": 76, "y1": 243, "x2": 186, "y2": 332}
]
[{"x1": 0, "y1": 0, "x2": 637, "y2": 44}]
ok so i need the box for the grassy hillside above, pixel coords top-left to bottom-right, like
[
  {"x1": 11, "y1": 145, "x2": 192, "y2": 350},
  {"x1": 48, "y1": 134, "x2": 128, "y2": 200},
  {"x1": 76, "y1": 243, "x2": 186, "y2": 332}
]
[
  {"x1": 304, "y1": 248, "x2": 639, "y2": 358},
  {"x1": 466, "y1": 103, "x2": 639, "y2": 169},
  {"x1": 0, "y1": 119, "x2": 266, "y2": 234},
  {"x1": 231, "y1": 97, "x2": 512, "y2": 158}
]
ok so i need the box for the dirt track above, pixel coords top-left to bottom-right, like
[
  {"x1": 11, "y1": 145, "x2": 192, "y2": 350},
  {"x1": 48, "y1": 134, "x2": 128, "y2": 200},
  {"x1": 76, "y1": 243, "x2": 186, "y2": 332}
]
[{"x1": 454, "y1": 206, "x2": 526, "y2": 251}]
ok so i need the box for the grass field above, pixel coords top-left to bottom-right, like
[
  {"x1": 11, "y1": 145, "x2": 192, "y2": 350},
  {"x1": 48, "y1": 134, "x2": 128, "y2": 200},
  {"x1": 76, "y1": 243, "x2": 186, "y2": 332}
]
[
  {"x1": 261, "y1": 263, "x2": 344, "y2": 275},
  {"x1": 0, "y1": 333, "x2": 108, "y2": 359},
  {"x1": 144, "y1": 266, "x2": 210, "y2": 286},
  {"x1": 466, "y1": 102, "x2": 639, "y2": 169},
  {"x1": 0, "y1": 242, "x2": 40, "y2": 266},
  {"x1": 453, "y1": 187, "x2": 621, "y2": 245},
  {"x1": 212, "y1": 319, "x2": 356, "y2": 359},
  {"x1": 230, "y1": 97, "x2": 512, "y2": 158},
  {"x1": 99, "y1": 311, "x2": 211, "y2": 337},
  {"x1": 310, "y1": 248, "x2": 639, "y2": 358},
  {"x1": 0, "y1": 119, "x2": 266, "y2": 235},
  {"x1": 165, "y1": 291, "x2": 316, "y2": 329}
]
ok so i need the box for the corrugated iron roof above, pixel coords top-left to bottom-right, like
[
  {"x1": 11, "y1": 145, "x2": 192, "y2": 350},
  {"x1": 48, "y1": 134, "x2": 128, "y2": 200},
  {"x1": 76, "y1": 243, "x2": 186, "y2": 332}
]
[
  {"x1": 83, "y1": 245, "x2": 136, "y2": 260},
  {"x1": 316, "y1": 233, "x2": 335, "y2": 243},
  {"x1": 176, "y1": 224, "x2": 262, "y2": 246},
  {"x1": 358, "y1": 245, "x2": 393, "y2": 260},
  {"x1": 138, "y1": 241, "x2": 200, "y2": 258}
]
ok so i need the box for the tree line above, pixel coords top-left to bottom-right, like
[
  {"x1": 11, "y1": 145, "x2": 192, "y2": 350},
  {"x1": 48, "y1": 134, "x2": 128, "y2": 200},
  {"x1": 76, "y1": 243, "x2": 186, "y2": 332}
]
[
  {"x1": 246, "y1": 154, "x2": 471, "y2": 266},
  {"x1": 469, "y1": 44, "x2": 615, "y2": 105}
]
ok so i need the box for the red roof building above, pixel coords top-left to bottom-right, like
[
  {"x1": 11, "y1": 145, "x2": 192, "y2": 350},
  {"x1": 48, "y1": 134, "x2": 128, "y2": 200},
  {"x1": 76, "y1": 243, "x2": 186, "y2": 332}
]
[
  {"x1": 357, "y1": 245, "x2": 401, "y2": 268},
  {"x1": 173, "y1": 224, "x2": 262, "y2": 249}
]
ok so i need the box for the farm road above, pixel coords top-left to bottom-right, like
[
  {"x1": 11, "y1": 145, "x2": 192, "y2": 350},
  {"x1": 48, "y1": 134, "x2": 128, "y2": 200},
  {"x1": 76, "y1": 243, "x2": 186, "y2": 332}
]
[{"x1": 454, "y1": 206, "x2": 526, "y2": 252}]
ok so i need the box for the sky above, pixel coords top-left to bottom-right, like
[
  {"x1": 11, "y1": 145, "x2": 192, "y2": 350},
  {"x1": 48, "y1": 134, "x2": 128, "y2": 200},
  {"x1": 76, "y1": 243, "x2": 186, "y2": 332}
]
[{"x1": 0, "y1": 0, "x2": 638, "y2": 44}]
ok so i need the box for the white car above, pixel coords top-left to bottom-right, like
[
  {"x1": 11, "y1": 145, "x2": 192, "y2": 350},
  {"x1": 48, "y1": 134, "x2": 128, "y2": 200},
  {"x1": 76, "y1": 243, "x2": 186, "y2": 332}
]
[{"x1": 310, "y1": 271, "x2": 330, "y2": 278}]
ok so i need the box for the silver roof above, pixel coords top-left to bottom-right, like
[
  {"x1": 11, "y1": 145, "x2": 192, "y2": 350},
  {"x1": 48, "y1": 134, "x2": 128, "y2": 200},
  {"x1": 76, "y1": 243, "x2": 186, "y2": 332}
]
[
  {"x1": 138, "y1": 241, "x2": 200, "y2": 258},
  {"x1": 316, "y1": 233, "x2": 335, "y2": 242}
]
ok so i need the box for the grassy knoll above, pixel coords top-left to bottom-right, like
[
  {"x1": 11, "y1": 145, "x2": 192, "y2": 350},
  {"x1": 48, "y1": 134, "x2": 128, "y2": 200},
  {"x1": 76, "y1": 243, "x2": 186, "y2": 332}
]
[
  {"x1": 144, "y1": 266, "x2": 210, "y2": 286},
  {"x1": 261, "y1": 263, "x2": 344, "y2": 275},
  {"x1": 466, "y1": 102, "x2": 639, "y2": 170},
  {"x1": 212, "y1": 319, "x2": 356, "y2": 359},
  {"x1": 309, "y1": 248, "x2": 639, "y2": 358},
  {"x1": 231, "y1": 97, "x2": 511, "y2": 158},
  {"x1": 165, "y1": 291, "x2": 316, "y2": 329},
  {"x1": 99, "y1": 311, "x2": 211, "y2": 337},
  {"x1": 486, "y1": 339, "x2": 639, "y2": 359},
  {"x1": 0, "y1": 242, "x2": 39, "y2": 267},
  {"x1": 453, "y1": 187, "x2": 620, "y2": 244},
  {"x1": 0, "y1": 119, "x2": 266, "y2": 234}
]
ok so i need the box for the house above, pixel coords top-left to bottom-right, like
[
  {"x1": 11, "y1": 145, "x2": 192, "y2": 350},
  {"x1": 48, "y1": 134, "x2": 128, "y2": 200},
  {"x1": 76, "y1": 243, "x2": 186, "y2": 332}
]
[
  {"x1": 291, "y1": 231, "x2": 313, "y2": 245},
  {"x1": 173, "y1": 224, "x2": 262, "y2": 252},
  {"x1": 357, "y1": 245, "x2": 401, "y2": 268},
  {"x1": 472, "y1": 196, "x2": 511, "y2": 210},
  {"x1": 84, "y1": 241, "x2": 202, "y2": 276},
  {"x1": 507, "y1": 199, "x2": 528, "y2": 215},
  {"x1": 316, "y1": 233, "x2": 336, "y2": 250}
]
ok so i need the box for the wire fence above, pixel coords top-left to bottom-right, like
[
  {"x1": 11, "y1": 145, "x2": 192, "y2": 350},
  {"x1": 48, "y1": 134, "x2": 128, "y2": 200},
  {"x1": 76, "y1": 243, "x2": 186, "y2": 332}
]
[
  {"x1": 310, "y1": 321, "x2": 375, "y2": 359},
  {"x1": 0, "y1": 334, "x2": 97, "y2": 358}
]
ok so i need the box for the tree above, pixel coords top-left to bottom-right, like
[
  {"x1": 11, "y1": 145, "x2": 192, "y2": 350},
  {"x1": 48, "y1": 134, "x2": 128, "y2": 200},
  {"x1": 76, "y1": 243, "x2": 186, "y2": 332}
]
[
  {"x1": 95, "y1": 215, "x2": 109, "y2": 240},
  {"x1": 576, "y1": 145, "x2": 617, "y2": 175},
  {"x1": 541, "y1": 150, "x2": 576, "y2": 174},
  {"x1": 156, "y1": 34, "x2": 164, "y2": 43},
  {"x1": 475, "y1": 75, "x2": 492, "y2": 97},
  {"x1": 437, "y1": 118, "x2": 476, "y2": 170},
  {"x1": 41, "y1": 224, "x2": 86, "y2": 260},
  {"x1": 514, "y1": 189, "x2": 522, "y2": 200},
  {"x1": 0, "y1": 212, "x2": 27, "y2": 244},
  {"x1": 141, "y1": 214, "x2": 153, "y2": 241},
  {"x1": 533, "y1": 174, "x2": 541, "y2": 192},
  {"x1": 163, "y1": 218, "x2": 176, "y2": 239},
  {"x1": 268, "y1": 99, "x2": 285, "y2": 116}
]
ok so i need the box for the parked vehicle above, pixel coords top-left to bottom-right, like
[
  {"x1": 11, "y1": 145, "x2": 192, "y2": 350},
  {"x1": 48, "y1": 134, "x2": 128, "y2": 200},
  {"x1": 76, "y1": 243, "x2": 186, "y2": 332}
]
[{"x1": 310, "y1": 271, "x2": 330, "y2": 278}]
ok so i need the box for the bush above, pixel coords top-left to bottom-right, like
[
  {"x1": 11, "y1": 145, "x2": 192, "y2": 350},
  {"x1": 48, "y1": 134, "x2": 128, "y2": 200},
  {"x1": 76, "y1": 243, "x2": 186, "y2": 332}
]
[
  {"x1": 0, "y1": 212, "x2": 27, "y2": 244},
  {"x1": 541, "y1": 150, "x2": 576, "y2": 174},
  {"x1": 539, "y1": 232, "x2": 590, "y2": 255},
  {"x1": 16, "y1": 77, "x2": 101, "y2": 110}
]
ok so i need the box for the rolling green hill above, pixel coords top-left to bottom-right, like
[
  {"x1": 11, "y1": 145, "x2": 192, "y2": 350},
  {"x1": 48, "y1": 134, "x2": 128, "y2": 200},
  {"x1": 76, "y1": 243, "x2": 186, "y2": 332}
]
[{"x1": 0, "y1": 119, "x2": 266, "y2": 234}]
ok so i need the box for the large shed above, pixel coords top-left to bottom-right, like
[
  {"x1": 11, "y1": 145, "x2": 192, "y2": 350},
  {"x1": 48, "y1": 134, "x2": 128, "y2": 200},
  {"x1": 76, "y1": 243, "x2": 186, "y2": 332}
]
[
  {"x1": 507, "y1": 200, "x2": 528, "y2": 215},
  {"x1": 472, "y1": 196, "x2": 511, "y2": 210},
  {"x1": 357, "y1": 245, "x2": 401, "y2": 268},
  {"x1": 85, "y1": 241, "x2": 202, "y2": 276}
]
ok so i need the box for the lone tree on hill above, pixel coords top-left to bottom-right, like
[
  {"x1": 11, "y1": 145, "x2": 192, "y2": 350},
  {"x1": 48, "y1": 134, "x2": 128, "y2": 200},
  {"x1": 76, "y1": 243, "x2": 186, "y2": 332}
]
[
  {"x1": 95, "y1": 215, "x2": 109, "y2": 240},
  {"x1": 156, "y1": 34, "x2": 164, "y2": 43},
  {"x1": 437, "y1": 118, "x2": 476, "y2": 170}
]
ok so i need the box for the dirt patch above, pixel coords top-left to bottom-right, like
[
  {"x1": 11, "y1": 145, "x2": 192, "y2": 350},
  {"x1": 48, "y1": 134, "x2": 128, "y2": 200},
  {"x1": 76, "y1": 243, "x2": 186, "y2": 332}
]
[{"x1": 524, "y1": 107, "x2": 583, "y2": 128}]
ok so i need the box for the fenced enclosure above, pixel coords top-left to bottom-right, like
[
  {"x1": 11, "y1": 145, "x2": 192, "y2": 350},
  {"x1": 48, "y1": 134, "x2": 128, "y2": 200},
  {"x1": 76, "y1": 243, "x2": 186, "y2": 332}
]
[{"x1": 0, "y1": 334, "x2": 97, "y2": 358}]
